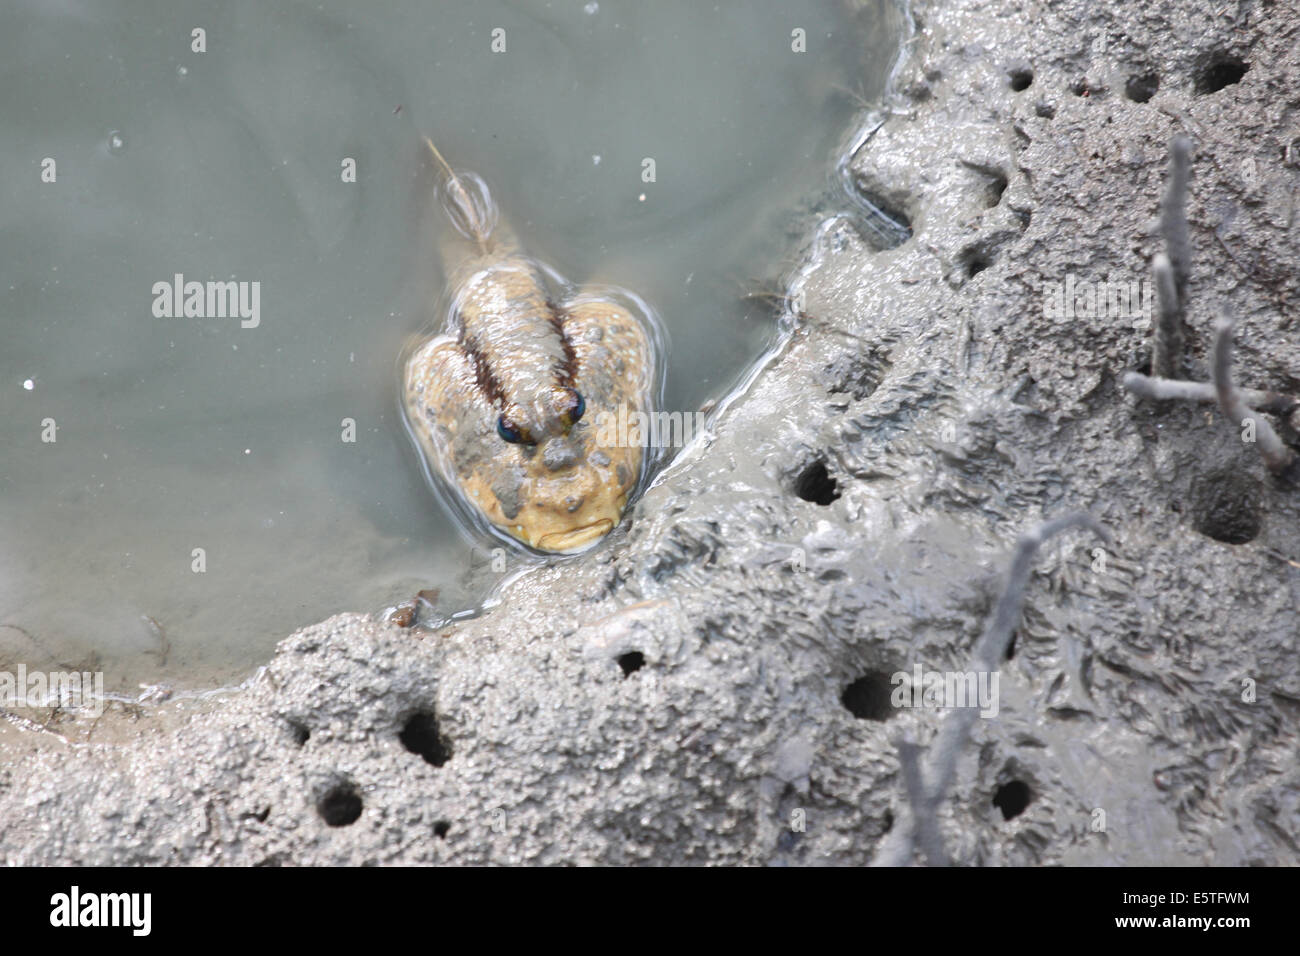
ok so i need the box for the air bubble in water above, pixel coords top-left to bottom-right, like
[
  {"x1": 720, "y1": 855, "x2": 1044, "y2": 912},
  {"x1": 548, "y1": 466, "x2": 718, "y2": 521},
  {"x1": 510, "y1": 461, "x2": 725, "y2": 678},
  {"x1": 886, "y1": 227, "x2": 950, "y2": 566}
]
[
  {"x1": 177, "y1": 65, "x2": 189, "y2": 77},
  {"x1": 584, "y1": 2, "x2": 598, "y2": 14},
  {"x1": 108, "y1": 131, "x2": 125, "y2": 153}
]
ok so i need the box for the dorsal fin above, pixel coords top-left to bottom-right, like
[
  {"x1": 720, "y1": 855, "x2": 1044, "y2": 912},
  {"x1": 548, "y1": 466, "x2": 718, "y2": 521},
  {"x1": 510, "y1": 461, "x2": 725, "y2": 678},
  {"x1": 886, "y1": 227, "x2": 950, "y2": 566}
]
[{"x1": 424, "y1": 136, "x2": 496, "y2": 255}]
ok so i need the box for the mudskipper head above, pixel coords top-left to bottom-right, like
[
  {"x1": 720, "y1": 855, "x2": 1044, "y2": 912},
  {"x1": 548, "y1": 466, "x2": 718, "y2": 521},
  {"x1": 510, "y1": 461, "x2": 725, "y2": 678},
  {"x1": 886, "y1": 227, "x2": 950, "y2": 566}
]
[
  {"x1": 411, "y1": 136, "x2": 654, "y2": 555},
  {"x1": 485, "y1": 386, "x2": 638, "y2": 553}
]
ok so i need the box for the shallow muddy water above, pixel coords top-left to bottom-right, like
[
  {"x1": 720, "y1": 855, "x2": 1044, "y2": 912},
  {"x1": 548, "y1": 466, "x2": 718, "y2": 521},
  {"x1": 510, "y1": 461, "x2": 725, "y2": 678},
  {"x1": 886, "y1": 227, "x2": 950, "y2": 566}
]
[{"x1": 0, "y1": 0, "x2": 903, "y2": 690}]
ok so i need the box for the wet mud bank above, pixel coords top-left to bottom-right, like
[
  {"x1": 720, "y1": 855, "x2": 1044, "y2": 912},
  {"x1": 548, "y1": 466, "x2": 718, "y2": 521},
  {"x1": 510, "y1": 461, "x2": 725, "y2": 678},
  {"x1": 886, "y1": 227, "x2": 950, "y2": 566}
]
[{"x1": 3, "y1": 0, "x2": 1298, "y2": 864}]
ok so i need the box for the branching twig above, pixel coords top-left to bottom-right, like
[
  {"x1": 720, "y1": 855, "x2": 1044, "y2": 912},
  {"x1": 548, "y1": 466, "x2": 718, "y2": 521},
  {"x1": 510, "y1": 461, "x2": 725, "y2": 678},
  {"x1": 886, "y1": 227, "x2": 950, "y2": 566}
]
[
  {"x1": 1152, "y1": 253, "x2": 1184, "y2": 379},
  {"x1": 1211, "y1": 316, "x2": 1299, "y2": 481},
  {"x1": 1161, "y1": 136, "x2": 1192, "y2": 308},
  {"x1": 1125, "y1": 137, "x2": 1300, "y2": 480},
  {"x1": 1122, "y1": 372, "x2": 1300, "y2": 430},
  {"x1": 897, "y1": 738, "x2": 949, "y2": 866},
  {"x1": 1149, "y1": 136, "x2": 1191, "y2": 378},
  {"x1": 872, "y1": 514, "x2": 1110, "y2": 867}
]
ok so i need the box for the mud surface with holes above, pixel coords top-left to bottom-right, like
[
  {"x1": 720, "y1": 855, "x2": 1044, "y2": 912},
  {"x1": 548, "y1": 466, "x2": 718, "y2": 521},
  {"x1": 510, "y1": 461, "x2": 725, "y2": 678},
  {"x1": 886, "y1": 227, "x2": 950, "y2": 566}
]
[{"x1": 2, "y1": 0, "x2": 1298, "y2": 865}]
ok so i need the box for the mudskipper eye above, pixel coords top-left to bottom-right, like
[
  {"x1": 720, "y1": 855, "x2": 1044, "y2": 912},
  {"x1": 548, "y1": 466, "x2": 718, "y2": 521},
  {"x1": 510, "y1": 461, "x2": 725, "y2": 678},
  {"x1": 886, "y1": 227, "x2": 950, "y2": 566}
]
[
  {"x1": 561, "y1": 389, "x2": 586, "y2": 427},
  {"x1": 497, "y1": 415, "x2": 529, "y2": 444}
]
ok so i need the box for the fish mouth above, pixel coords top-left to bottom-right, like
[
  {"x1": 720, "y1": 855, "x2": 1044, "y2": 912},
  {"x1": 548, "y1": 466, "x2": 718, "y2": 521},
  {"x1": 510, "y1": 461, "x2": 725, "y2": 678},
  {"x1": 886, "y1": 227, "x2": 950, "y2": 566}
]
[{"x1": 536, "y1": 519, "x2": 615, "y2": 553}]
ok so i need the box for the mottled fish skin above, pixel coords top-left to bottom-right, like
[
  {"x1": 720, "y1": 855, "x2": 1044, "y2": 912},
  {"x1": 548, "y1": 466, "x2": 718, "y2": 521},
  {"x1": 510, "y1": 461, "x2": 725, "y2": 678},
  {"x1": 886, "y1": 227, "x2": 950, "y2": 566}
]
[
  {"x1": 451, "y1": 257, "x2": 572, "y2": 438},
  {"x1": 403, "y1": 144, "x2": 654, "y2": 553}
]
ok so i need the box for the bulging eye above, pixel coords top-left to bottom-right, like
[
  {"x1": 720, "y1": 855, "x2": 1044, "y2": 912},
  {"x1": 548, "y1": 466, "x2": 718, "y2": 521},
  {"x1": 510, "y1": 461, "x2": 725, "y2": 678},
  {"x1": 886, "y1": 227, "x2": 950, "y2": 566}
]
[
  {"x1": 561, "y1": 389, "x2": 586, "y2": 428},
  {"x1": 497, "y1": 415, "x2": 530, "y2": 444}
]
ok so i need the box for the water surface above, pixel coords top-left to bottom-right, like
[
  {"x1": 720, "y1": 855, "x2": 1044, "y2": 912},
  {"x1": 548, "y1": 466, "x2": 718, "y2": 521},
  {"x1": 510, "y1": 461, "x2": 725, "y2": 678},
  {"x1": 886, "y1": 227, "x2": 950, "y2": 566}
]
[{"x1": 0, "y1": 0, "x2": 903, "y2": 690}]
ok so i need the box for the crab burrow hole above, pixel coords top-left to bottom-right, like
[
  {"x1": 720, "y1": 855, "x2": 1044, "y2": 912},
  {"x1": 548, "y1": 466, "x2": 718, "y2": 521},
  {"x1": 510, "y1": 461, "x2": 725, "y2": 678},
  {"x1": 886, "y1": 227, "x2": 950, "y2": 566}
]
[
  {"x1": 399, "y1": 710, "x2": 453, "y2": 767},
  {"x1": 992, "y1": 779, "x2": 1033, "y2": 821},
  {"x1": 1125, "y1": 72, "x2": 1160, "y2": 103},
  {"x1": 794, "y1": 459, "x2": 841, "y2": 506},
  {"x1": 286, "y1": 719, "x2": 310, "y2": 747},
  {"x1": 1007, "y1": 67, "x2": 1033, "y2": 92},
  {"x1": 1194, "y1": 52, "x2": 1248, "y2": 95},
  {"x1": 842, "y1": 670, "x2": 895, "y2": 722},
  {"x1": 617, "y1": 651, "x2": 646, "y2": 677},
  {"x1": 959, "y1": 247, "x2": 993, "y2": 280},
  {"x1": 317, "y1": 778, "x2": 364, "y2": 827},
  {"x1": 1192, "y1": 468, "x2": 1262, "y2": 545}
]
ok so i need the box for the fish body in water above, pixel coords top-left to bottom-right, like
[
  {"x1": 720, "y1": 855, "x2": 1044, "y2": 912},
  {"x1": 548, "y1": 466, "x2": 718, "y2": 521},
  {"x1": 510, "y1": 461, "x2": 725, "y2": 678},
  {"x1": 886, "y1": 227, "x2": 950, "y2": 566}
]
[{"x1": 403, "y1": 139, "x2": 658, "y2": 553}]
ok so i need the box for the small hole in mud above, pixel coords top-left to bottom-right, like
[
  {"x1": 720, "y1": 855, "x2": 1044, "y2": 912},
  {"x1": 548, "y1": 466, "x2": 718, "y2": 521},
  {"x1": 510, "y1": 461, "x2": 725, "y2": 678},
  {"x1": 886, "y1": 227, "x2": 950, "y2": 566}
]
[
  {"x1": 964, "y1": 253, "x2": 991, "y2": 278},
  {"x1": 1195, "y1": 53, "x2": 1247, "y2": 94},
  {"x1": 986, "y1": 172, "x2": 1008, "y2": 208},
  {"x1": 795, "y1": 461, "x2": 840, "y2": 505},
  {"x1": 1192, "y1": 469, "x2": 1262, "y2": 544},
  {"x1": 1034, "y1": 102, "x2": 1056, "y2": 118},
  {"x1": 842, "y1": 672, "x2": 894, "y2": 721},
  {"x1": 1008, "y1": 68, "x2": 1033, "y2": 92},
  {"x1": 288, "y1": 721, "x2": 310, "y2": 746},
  {"x1": 400, "y1": 711, "x2": 452, "y2": 767},
  {"x1": 882, "y1": 809, "x2": 894, "y2": 833},
  {"x1": 1004, "y1": 630, "x2": 1017, "y2": 660},
  {"x1": 1125, "y1": 72, "x2": 1159, "y2": 103},
  {"x1": 1070, "y1": 80, "x2": 1089, "y2": 96},
  {"x1": 618, "y1": 651, "x2": 645, "y2": 677},
  {"x1": 847, "y1": 178, "x2": 914, "y2": 251},
  {"x1": 318, "y1": 782, "x2": 363, "y2": 827},
  {"x1": 434, "y1": 820, "x2": 450, "y2": 839},
  {"x1": 964, "y1": 164, "x2": 1010, "y2": 209},
  {"x1": 993, "y1": 780, "x2": 1032, "y2": 820}
]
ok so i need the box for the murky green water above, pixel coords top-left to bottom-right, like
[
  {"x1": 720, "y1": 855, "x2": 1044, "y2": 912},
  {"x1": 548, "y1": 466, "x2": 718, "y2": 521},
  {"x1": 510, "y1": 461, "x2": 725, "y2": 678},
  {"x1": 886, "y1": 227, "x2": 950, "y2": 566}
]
[{"x1": 0, "y1": 0, "x2": 903, "y2": 691}]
